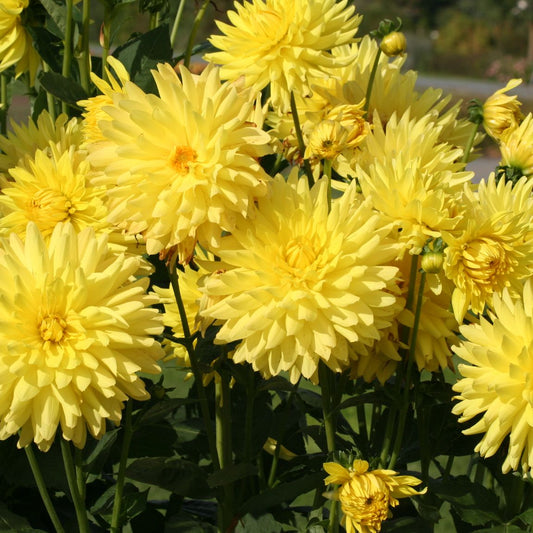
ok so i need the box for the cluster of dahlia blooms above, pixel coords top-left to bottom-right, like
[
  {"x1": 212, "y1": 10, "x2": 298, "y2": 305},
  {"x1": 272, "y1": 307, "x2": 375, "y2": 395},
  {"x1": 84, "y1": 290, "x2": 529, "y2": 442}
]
[{"x1": 2, "y1": 0, "x2": 533, "y2": 529}]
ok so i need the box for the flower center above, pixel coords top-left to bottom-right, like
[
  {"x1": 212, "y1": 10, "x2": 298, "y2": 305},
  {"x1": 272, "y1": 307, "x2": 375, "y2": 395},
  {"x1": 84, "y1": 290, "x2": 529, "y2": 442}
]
[
  {"x1": 39, "y1": 314, "x2": 67, "y2": 343},
  {"x1": 29, "y1": 189, "x2": 74, "y2": 229},
  {"x1": 284, "y1": 236, "x2": 317, "y2": 269},
  {"x1": 168, "y1": 145, "x2": 197, "y2": 174},
  {"x1": 462, "y1": 237, "x2": 513, "y2": 285}
]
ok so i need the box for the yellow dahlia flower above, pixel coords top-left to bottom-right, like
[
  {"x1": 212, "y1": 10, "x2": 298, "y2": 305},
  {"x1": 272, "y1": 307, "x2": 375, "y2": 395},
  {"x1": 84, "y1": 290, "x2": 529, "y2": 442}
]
[
  {"x1": 356, "y1": 111, "x2": 472, "y2": 254},
  {"x1": 78, "y1": 56, "x2": 130, "y2": 145},
  {"x1": 0, "y1": 222, "x2": 164, "y2": 451},
  {"x1": 200, "y1": 173, "x2": 401, "y2": 384},
  {"x1": 443, "y1": 174, "x2": 533, "y2": 322},
  {"x1": 204, "y1": 0, "x2": 362, "y2": 111},
  {"x1": 0, "y1": 144, "x2": 108, "y2": 240},
  {"x1": 87, "y1": 63, "x2": 272, "y2": 260},
  {"x1": 482, "y1": 78, "x2": 523, "y2": 141},
  {"x1": 499, "y1": 112, "x2": 533, "y2": 178},
  {"x1": 0, "y1": 111, "x2": 83, "y2": 179},
  {"x1": 0, "y1": 0, "x2": 40, "y2": 81},
  {"x1": 323, "y1": 459, "x2": 425, "y2": 533},
  {"x1": 453, "y1": 279, "x2": 533, "y2": 474}
]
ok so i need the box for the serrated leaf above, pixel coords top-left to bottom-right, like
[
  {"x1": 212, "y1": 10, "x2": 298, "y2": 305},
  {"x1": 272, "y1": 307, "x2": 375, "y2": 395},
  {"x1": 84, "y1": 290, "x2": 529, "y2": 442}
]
[
  {"x1": 234, "y1": 513, "x2": 283, "y2": 533},
  {"x1": 38, "y1": 72, "x2": 87, "y2": 106},
  {"x1": 26, "y1": 27, "x2": 63, "y2": 73},
  {"x1": 207, "y1": 463, "x2": 257, "y2": 488},
  {"x1": 91, "y1": 483, "x2": 148, "y2": 523},
  {"x1": 135, "y1": 397, "x2": 189, "y2": 427},
  {"x1": 125, "y1": 457, "x2": 212, "y2": 498}
]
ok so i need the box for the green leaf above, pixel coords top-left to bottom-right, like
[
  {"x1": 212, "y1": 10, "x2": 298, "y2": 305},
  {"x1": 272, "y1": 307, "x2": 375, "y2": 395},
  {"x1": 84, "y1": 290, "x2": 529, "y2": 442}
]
[
  {"x1": 125, "y1": 457, "x2": 212, "y2": 498},
  {"x1": 129, "y1": 421, "x2": 177, "y2": 458},
  {"x1": 381, "y1": 516, "x2": 432, "y2": 532},
  {"x1": 164, "y1": 515, "x2": 217, "y2": 533},
  {"x1": 38, "y1": 72, "x2": 87, "y2": 106},
  {"x1": 0, "y1": 504, "x2": 31, "y2": 530},
  {"x1": 113, "y1": 25, "x2": 173, "y2": 94},
  {"x1": 91, "y1": 483, "x2": 148, "y2": 523},
  {"x1": 475, "y1": 527, "x2": 525, "y2": 533},
  {"x1": 135, "y1": 397, "x2": 189, "y2": 427},
  {"x1": 26, "y1": 27, "x2": 63, "y2": 73},
  {"x1": 207, "y1": 463, "x2": 258, "y2": 488},
  {"x1": 84, "y1": 428, "x2": 120, "y2": 475},
  {"x1": 239, "y1": 472, "x2": 324, "y2": 517},
  {"x1": 234, "y1": 513, "x2": 283, "y2": 533}
]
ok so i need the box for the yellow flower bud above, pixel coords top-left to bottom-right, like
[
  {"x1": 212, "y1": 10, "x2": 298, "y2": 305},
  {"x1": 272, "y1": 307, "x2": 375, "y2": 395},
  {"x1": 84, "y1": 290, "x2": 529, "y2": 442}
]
[
  {"x1": 380, "y1": 31, "x2": 407, "y2": 57},
  {"x1": 421, "y1": 251, "x2": 444, "y2": 273},
  {"x1": 482, "y1": 79, "x2": 523, "y2": 140},
  {"x1": 305, "y1": 120, "x2": 349, "y2": 160}
]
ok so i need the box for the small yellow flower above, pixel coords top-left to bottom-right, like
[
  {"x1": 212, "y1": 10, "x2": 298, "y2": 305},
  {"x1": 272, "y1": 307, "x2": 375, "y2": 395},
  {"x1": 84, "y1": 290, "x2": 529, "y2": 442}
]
[
  {"x1": 482, "y1": 78, "x2": 523, "y2": 140},
  {"x1": 0, "y1": 222, "x2": 164, "y2": 451},
  {"x1": 453, "y1": 279, "x2": 533, "y2": 474},
  {"x1": 78, "y1": 57, "x2": 130, "y2": 145},
  {"x1": 205, "y1": 0, "x2": 362, "y2": 111},
  {"x1": 443, "y1": 174, "x2": 533, "y2": 322},
  {"x1": 324, "y1": 459, "x2": 425, "y2": 533},
  {"x1": 0, "y1": 0, "x2": 40, "y2": 82},
  {"x1": 305, "y1": 119, "x2": 349, "y2": 160},
  {"x1": 380, "y1": 31, "x2": 407, "y2": 57},
  {"x1": 499, "y1": 112, "x2": 533, "y2": 178}
]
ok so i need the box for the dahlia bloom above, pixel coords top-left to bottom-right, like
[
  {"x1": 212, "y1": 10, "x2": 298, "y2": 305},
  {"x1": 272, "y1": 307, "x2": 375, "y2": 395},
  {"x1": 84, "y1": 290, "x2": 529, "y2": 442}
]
[
  {"x1": 0, "y1": 223, "x2": 164, "y2": 451},
  {"x1": 0, "y1": 111, "x2": 83, "y2": 179},
  {"x1": 0, "y1": 0, "x2": 40, "y2": 81},
  {"x1": 482, "y1": 78, "x2": 523, "y2": 141},
  {"x1": 205, "y1": 0, "x2": 362, "y2": 111},
  {"x1": 0, "y1": 144, "x2": 107, "y2": 240},
  {"x1": 323, "y1": 459, "x2": 425, "y2": 533},
  {"x1": 443, "y1": 175, "x2": 533, "y2": 322},
  {"x1": 200, "y1": 173, "x2": 401, "y2": 384},
  {"x1": 87, "y1": 63, "x2": 272, "y2": 260},
  {"x1": 453, "y1": 279, "x2": 533, "y2": 474}
]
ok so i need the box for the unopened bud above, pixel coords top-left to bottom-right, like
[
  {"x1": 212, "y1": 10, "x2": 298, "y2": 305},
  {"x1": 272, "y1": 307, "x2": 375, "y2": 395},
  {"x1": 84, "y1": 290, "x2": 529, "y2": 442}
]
[
  {"x1": 380, "y1": 31, "x2": 407, "y2": 57},
  {"x1": 421, "y1": 251, "x2": 443, "y2": 274}
]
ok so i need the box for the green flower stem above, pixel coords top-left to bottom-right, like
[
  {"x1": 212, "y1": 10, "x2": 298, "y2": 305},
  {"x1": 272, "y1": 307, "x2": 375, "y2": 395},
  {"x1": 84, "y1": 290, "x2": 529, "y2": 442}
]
[
  {"x1": 319, "y1": 362, "x2": 339, "y2": 533},
  {"x1": 61, "y1": 0, "x2": 74, "y2": 115},
  {"x1": 149, "y1": 11, "x2": 160, "y2": 30},
  {"x1": 42, "y1": 63, "x2": 56, "y2": 121},
  {"x1": 267, "y1": 379, "x2": 300, "y2": 488},
  {"x1": 101, "y1": 5, "x2": 112, "y2": 81},
  {"x1": 215, "y1": 370, "x2": 234, "y2": 531},
  {"x1": 290, "y1": 91, "x2": 315, "y2": 188},
  {"x1": 323, "y1": 158, "x2": 332, "y2": 212},
  {"x1": 443, "y1": 454, "x2": 454, "y2": 479},
  {"x1": 24, "y1": 445, "x2": 66, "y2": 533},
  {"x1": 168, "y1": 261, "x2": 220, "y2": 471},
  {"x1": 74, "y1": 447, "x2": 86, "y2": 504},
  {"x1": 388, "y1": 270, "x2": 426, "y2": 470},
  {"x1": 60, "y1": 439, "x2": 89, "y2": 533},
  {"x1": 0, "y1": 74, "x2": 7, "y2": 135},
  {"x1": 380, "y1": 254, "x2": 419, "y2": 467},
  {"x1": 78, "y1": 0, "x2": 91, "y2": 94},
  {"x1": 170, "y1": 0, "x2": 187, "y2": 48},
  {"x1": 364, "y1": 47, "x2": 382, "y2": 117},
  {"x1": 183, "y1": 0, "x2": 210, "y2": 69},
  {"x1": 110, "y1": 400, "x2": 134, "y2": 533},
  {"x1": 461, "y1": 122, "x2": 479, "y2": 164}
]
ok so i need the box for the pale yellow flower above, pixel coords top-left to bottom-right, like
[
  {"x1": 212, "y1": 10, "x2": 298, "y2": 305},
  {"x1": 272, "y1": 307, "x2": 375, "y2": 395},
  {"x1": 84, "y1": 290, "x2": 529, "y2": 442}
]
[
  {"x1": 78, "y1": 56, "x2": 130, "y2": 145},
  {"x1": 453, "y1": 279, "x2": 533, "y2": 474},
  {"x1": 200, "y1": 173, "x2": 401, "y2": 384},
  {"x1": 205, "y1": 0, "x2": 362, "y2": 111},
  {"x1": 0, "y1": 0, "x2": 40, "y2": 82},
  {"x1": 356, "y1": 110, "x2": 472, "y2": 254},
  {"x1": 324, "y1": 459, "x2": 425, "y2": 533},
  {"x1": 482, "y1": 78, "x2": 523, "y2": 140},
  {"x1": 0, "y1": 222, "x2": 164, "y2": 451},
  {"x1": 0, "y1": 144, "x2": 108, "y2": 240},
  {"x1": 305, "y1": 119, "x2": 349, "y2": 160},
  {"x1": 443, "y1": 174, "x2": 533, "y2": 322},
  {"x1": 87, "y1": 63, "x2": 271, "y2": 260},
  {"x1": 499, "y1": 112, "x2": 533, "y2": 178},
  {"x1": 0, "y1": 111, "x2": 83, "y2": 179}
]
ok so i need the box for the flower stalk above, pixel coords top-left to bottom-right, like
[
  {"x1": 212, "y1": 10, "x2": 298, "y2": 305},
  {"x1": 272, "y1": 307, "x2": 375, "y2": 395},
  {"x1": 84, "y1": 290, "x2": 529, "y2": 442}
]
[
  {"x1": 290, "y1": 91, "x2": 315, "y2": 188},
  {"x1": 183, "y1": 0, "x2": 210, "y2": 68}
]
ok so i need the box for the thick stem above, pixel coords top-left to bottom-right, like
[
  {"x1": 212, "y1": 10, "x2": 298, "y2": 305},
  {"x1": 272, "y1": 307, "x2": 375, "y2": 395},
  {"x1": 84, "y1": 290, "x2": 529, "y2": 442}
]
[
  {"x1": 101, "y1": 6, "x2": 112, "y2": 82},
  {"x1": 24, "y1": 445, "x2": 66, "y2": 533},
  {"x1": 388, "y1": 270, "x2": 426, "y2": 470},
  {"x1": 364, "y1": 48, "x2": 382, "y2": 117},
  {"x1": 323, "y1": 158, "x2": 332, "y2": 212},
  {"x1": 62, "y1": 0, "x2": 74, "y2": 115},
  {"x1": 170, "y1": 0, "x2": 187, "y2": 48},
  {"x1": 461, "y1": 121, "x2": 479, "y2": 165},
  {"x1": 78, "y1": 0, "x2": 91, "y2": 94},
  {"x1": 290, "y1": 91, "x2": 315, "y2": 188},
  {"x1": 42, "y1": 63, "x2": 57, "y2": 121},
  {"x1": 0, "y1": 74, "x2": 7, "y2": 135},
  {"x1": 110, "y1": 400, "x2": 134, "y2": 533},
  {"x1": 60, "y1": 439, "x2": 89, "y2": 533},
  {"x1": 183, "y1": 0, "x2": 210, "y2": 69}
]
